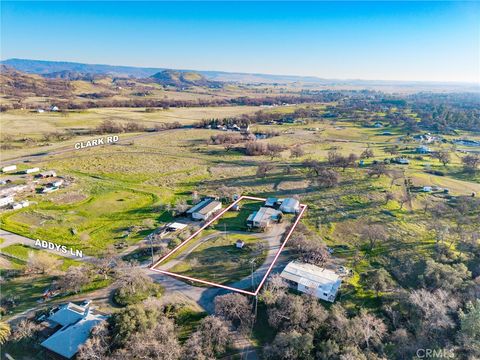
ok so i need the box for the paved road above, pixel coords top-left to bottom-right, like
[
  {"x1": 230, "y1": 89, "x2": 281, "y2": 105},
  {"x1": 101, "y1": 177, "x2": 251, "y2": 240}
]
[
  {"x1": 0, "y1": 126, "x2": 191, "y2": 166},
  {"x1": 0, "y1": 229, "x2": 95, "y2": 262}
]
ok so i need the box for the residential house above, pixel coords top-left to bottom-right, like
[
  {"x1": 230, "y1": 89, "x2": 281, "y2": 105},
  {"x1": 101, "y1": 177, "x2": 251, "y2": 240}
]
[
  {"x1": 280, "y1": 261, "x2": 342, "y2": 302},
  {"x1": 0, "y1": 184, "x2": 28, "y2": 197},
  {"x1": 24, "y1": 167, "x2": 40, "y2": 174},
  {"x1": 41, "y1": 301, "x2": 108, "y2": 359},
  {"x1": 1, "y1": 165, "x2": 17, "y2": 173},
  {"x1": 247, "y1": 207, "x2": 282, "y2": 230},
  {"x1": 0, "y1": 195, "x2": 14, "y2": 208},
  {"x1": 187, "y1": 198, "x2": 222, "y2": 221}
]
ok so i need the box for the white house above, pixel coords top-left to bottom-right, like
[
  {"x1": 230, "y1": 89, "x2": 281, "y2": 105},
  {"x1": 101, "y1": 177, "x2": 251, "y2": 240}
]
[
  {"x1": 0, "y1": 195, "x2": 14, "y2": 208},
  {"x1": 50, "y1": 105, "x2": 59, "y2": 112},
  {"x1": 11, "y1": 200, "x2": 29, "y2": 210},
  {"x1": 41, "y1": 301, "x2": 108, "y2": 359},
  {"x1": 280, "y1": 262, "x2": 342, "y2": 302},
  {"x1": 187, "y1": 198, "x2": 222, "y2": 221},
  {"x1": 247, "y1": 207, "x2": 282, "y2": 229},
  {"x1": 1, "y1": 165, "x2": 17, "y2": 173},
  {"x1": 279, "y1": 198, "x2": 300, "y2": 213},
  {"x1": 24, "y1": 167, "x2": 40, "y2": 174}
]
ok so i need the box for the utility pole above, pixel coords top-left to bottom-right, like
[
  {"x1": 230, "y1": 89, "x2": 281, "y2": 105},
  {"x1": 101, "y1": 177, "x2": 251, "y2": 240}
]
[{"x1": 149, "y1": 234, "x2": 155, "y2": 266}]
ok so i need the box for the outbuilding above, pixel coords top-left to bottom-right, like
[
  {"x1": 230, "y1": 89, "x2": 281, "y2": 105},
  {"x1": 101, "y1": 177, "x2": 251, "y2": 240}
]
[
  {"x1": 280, "y1": 261, "x2": 342, "y2": 302},
  {"x1": 235, "y1": 240, "x2": 245, "y2": 249},
  {"x1": 279, "y1": 198, "x2": 300, "y2": 213}
]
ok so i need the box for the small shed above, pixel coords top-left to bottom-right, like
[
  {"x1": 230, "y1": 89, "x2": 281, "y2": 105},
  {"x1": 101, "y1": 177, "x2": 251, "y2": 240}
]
[
  {"x1": 235, "y1": 240, "x2": 245, "y2": 249},
  {"x1": 264, "y1": 197, "x2": 278, "y2": 208}
]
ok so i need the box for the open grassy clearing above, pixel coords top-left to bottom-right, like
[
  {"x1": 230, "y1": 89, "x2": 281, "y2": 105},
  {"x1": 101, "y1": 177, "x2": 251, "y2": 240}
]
[
  {"x1": 169, "y1": 233, "x2": 268, "y2": 285},
  {"x1": 0, "y1": 244, "x2": 82, "y2": 271},
  {"x1": 0, "y1": 106, "x2": 261, "y2": 139}
]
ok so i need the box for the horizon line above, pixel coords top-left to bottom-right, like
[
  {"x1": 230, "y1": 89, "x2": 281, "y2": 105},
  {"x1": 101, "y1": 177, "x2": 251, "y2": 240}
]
[{"x1": 2, "y1": 57, "x2": 479, "y2": 86}]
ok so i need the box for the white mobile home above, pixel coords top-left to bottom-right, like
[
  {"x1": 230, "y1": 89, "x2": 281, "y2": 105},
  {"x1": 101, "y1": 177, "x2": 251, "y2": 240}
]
[
  {"x1": 280, "y1": 262, "x2": 342, "y2": 302},
  {"x1": 187, "y1": 198, "x2": 222, "y2": 221},
  {"x1": 1, "y1": 165, "x2": 17, "y2": 173},
  {"x1": 247, "y1": 207, "x2": 282, "y2": 229},
  {"x1": 0, "y1": 195, "x2": 14, "y2": 208},
  {"x1": 25, "y1": 167, "x2": 40, "y2": 174}
]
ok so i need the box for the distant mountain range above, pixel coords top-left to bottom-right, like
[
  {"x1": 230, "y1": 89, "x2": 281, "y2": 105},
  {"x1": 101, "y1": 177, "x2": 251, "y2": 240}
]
[
  {"x1": 1, "y1": 58, "x2": 478, "y2": 92},
  {"x1": 150, "y1": 70, "x2": 222, "y2": 88}
]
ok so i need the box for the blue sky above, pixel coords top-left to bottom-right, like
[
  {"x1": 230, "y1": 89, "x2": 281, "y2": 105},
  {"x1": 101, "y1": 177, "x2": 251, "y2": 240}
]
[{"x1": 1, "y1": 1, "x2": 479, "y2": 82}]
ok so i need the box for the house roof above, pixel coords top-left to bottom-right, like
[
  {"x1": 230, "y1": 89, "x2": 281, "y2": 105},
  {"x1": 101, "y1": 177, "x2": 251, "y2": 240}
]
[
  {"x1": 265, "y1": 197, "x2": 278, "y2": 206},
  {"x1": 187, "y1": 198, "x2": 221, "y2": 214},
  {"x1": 166, "y1": 222, "x2": 187, "y2": 230},
  {"x1": 279, "y1": 198, "x2": 300, "y2": 210},
  {"x1": 198, "y1": 200, "x2": 221, "y2": 215},
  {"x1": 250, "y1": 207, "x2": 281, "y2": 224},
  {"x1": 48, "y1": 302, "x2": 88, "y2": 327},
  {"x1": 280, "y1": 262, "x2": 341, "y2": 293},
  {"x1": 41, "y1": 310, "x2": 107, "y2": 359}
]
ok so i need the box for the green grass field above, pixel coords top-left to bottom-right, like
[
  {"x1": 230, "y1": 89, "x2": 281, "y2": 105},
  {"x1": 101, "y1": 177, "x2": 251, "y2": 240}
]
[{"x1": 0, "y1": 244, "x2": 83, "y2": 270}]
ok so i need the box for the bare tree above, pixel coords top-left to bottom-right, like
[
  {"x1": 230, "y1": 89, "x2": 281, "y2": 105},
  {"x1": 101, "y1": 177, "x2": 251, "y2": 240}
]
[
  {"x1": 10, "y1": 319, "x2": 41, "y2": 342},
  {"x1": 359, "y1": 224, "x2": 388, "y2": 251},
  {"x1": 183, "y1": 316, "x2": 231, "y2": 359},
  {"x1": 56, "y1": 266, "x2": 91, "y2": 294},
  {"x1": 214, "y1": 293, "x2": 254, "y2": 333},
  {"x1": 119, "y1": 317, "x2": 181, "y2": 360},
  {"x1": 26, "y1": 251, "x2": 60, "y2": 274},
  {"x1": 77, "y1": 321, "x2": 111, "y2": 360},
  {"x1": 290, "y1": 145, "x2": 305, "y2": 158},
  {"x1": 432, "y1": 150, "x2": 451, "y2": 167},
  {"x1": 462, "y1": 154, "x2": 480, "y2": 172}
]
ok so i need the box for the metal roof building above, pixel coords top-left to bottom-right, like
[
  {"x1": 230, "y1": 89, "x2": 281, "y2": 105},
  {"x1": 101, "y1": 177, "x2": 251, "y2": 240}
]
[
  {"x1": 247, "y1": 206, "x2": 282, "y2": 229},
  {"x1": 187, "y1": 198, "x2": 222, "y2": 220},
  {"x1": 280, "y1": 261, "x2": 342, "y2": 302},
  {"x1": 279, "y1": 198, "x2": 300, "y2": 213}
]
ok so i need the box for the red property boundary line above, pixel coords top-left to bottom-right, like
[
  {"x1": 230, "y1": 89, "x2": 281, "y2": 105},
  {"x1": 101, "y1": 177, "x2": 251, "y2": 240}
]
[{"x1": 150, "y1": 195, "x2": 307, "y2": 296}]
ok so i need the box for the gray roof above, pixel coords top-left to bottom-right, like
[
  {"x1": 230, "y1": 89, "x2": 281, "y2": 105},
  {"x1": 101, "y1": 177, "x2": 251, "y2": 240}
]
[
  {"x1": 197, "y1": 200, "x2": 221, "y2": 215},
  {"x1": 188, "y1": 198, "x2": 222, "y2": 215},
  {"x1": 281, "y1": 262, "x2": 341, "y2": 293},
  {"x1": 42, "y1": 310, "x2": 107, "y2": 359},
  {"x1": 48, "y1": 302, "x2": 87, "y2": 327},
  {"x1": 249, "y1": 207, "x2": 281, "y2": 225},
  {"x1": 279, "y1": 198, "x2": 300, "y2": 211}
]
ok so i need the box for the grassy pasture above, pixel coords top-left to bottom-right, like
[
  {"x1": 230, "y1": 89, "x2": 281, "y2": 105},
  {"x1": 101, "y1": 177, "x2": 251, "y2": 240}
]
[{"x1": 0, "y1": 244, "x2": 82, "y2": 271}]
